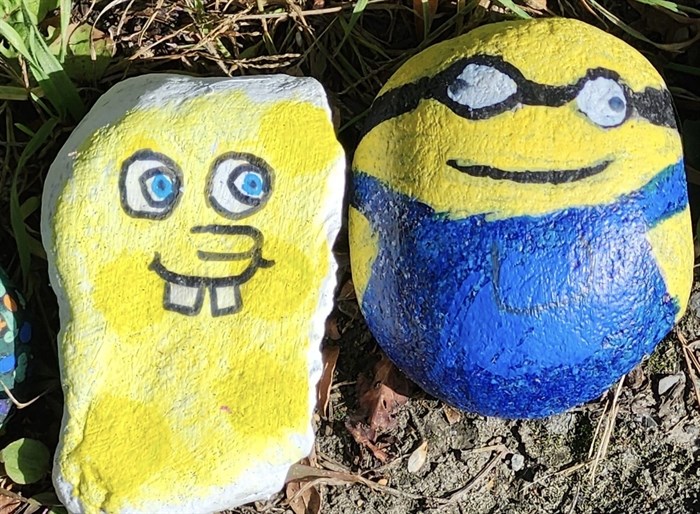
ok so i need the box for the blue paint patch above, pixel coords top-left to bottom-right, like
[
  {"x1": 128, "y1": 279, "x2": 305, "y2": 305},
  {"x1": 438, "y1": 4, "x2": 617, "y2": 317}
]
[
  {"x1": 352, "y1": 161, "x2": 686, "y2": 418},
  {"x1": 150, "y1": 173, "x2": 175, "y2": 201},
  {"x1": 241, "y1": 172, "x2": 265, "y2": 197},
  {"x1": 19, "y1": 323, "x2": 31, "y2": 344},
  {"x1": 0, "y1": 355, "x2": 16, "y2": 374}
]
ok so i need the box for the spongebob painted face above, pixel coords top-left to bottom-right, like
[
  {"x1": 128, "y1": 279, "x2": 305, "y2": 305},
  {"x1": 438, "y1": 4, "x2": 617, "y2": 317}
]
[
  {"x1": 43, "y1": 74, "x2": 345, "y2": 514},
  {"x1": 120, "y1": 148, "x2": 276, "y2": 316},
  {"x1": 350, "y1": 18, "x2": 693, "y2": 419}
]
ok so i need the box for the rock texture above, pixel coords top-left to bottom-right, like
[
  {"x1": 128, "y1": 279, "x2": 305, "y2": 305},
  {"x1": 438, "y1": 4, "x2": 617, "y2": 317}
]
[
  {"x1": 349, "y1": 18, "x2": 692, "y2": 418},
  {"x1": 42, "y1": 74, "x2": 345, "y2": 513},
  {"x1": 0, "y1": 268, "x2": 31, "y2": 424}
]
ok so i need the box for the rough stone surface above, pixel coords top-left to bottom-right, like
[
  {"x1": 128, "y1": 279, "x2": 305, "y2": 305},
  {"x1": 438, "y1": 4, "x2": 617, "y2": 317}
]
[
  {"x1": 349, "y1": 18, "x2": 693, "y2": 419},
  {"x1": 0, "y1": 268, "x2": 31, "y2": 424},
  {"x1": 42, "y1": 74, "x2": 345, "y2": 514}
]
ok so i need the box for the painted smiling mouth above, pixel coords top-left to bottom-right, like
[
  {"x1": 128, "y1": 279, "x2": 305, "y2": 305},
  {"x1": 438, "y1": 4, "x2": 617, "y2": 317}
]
[
  {"x1": 149, "y1": 252, "x2": 274, "y2": 317},
  {"x1": 446, "y1": 159, "x2": 611, "y2": 184}
]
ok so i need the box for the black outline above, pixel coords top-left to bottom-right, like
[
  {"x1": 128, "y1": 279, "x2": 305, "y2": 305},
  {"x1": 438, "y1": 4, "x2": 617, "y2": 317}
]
[
  {"x1": 139, "y1": 167, "x2": 179, "y2": 208},
  {"x1": 209, "y1": 284, "x2": 243, "y2": 317},
  {"x1": 163, "y1": 281, "x2": 205, "y2": 316},
  {"x1": 447, "y1": 159, "x2": 611, "y2": 184},
  {"x1": 149, "y1": 224, "x2": 274, "y2": 316},
  {"x1": 207, "y1": 152, "x2": 274, "y2": 220},
  {"x1": 360, "y1": 54, "x2": 676, "y2": 137},
  {"x1": 197, "y1": 250, "x2": 256, "y2": 261},
  {"x1": 119, "y1": 150, "x2": 183, "y2": 220}
]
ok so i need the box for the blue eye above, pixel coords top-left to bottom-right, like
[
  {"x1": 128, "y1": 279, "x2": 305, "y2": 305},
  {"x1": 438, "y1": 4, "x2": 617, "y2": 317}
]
[
  {"x1": 209, "y1": 154, "x2": 273, "y2": 219},
  {"x1": 139, "y1": 167, "x2": 180, "y2": 208},
  {"x1": 238, "y1": 171, "x2": 265, "y2": 198},
  {"x1": 149, "y1": 173, "x2": 175, "y2": 200},
  {"x1": 226, "y1": 164, "x2": 271, "y2": 206},
  {"x1": 121, "y1": 151, "x2": 182, "y2": 220}
]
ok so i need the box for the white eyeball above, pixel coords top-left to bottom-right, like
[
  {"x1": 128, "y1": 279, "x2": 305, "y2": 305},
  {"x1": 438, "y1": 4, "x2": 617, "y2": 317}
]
[
  {"x1": 208, "y1": 153, "x2": 273, "y2": 219},
  {"x1": 447, "y1": 64, "x2": 518, "y2": 109},
  {"x1": 576, "y1": 77, "x2": 627, "y2": 127},
  {"x1": 120, "y1": 151, "x2": 182, "y2": 219}
]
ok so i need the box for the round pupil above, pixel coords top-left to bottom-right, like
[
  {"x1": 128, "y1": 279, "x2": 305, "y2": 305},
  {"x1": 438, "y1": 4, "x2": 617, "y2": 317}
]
[
  {"x1": 151, "y1": 173, "x2": 174, "y2": 200},
  {"x1": 241, "y1": 172, "x2": 264, "y2": 197},
  {"x1": 608, "y1": 96, "x2": 625, "y2": 112}
]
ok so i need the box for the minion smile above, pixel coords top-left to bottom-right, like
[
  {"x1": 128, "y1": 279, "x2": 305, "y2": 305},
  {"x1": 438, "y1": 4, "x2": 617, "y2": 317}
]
[{"x1": 447, "y1": 159, "x2": 612, "y2": 184}]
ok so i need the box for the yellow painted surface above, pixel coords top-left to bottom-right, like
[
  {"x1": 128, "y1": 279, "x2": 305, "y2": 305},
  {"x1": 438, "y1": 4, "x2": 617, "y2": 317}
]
[
  {"x1": 382, "y1": 18, "x2": 665, "y2": 93},
  {"x1": 347, "y1": 207, "x2": 377, "y2": 305},
  {"x1": 647, "y1": 206, "x2": 694, "y2": 319},
  {"x1": 50, "y1": 85, "x2": 344, "y2": 513},
  {"x1": 355, "y1": 102, "x2": 681, "y2": 219}
]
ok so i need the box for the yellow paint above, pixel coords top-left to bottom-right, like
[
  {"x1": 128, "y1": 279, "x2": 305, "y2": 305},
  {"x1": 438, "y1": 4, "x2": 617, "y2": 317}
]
[
  {"x1": 355, "y1": 101, "x2": 681, "y2": 219},
  {"x1": 382, "y1": 18, "x2": 665, "y2": 94},
  {"x1": 348, "y1": 207, "x2": 377, "y2": 304},
  {"x1": 647, "y1": 206, "x2": 694, "y2": 320},
  {"x1": 51, "y1": 85, "x2": 343, "y2": 512}
]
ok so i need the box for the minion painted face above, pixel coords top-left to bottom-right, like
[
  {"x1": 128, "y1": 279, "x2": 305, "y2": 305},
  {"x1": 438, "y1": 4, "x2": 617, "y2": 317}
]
[
  {"x1": 350, "y1": 18, "x2": 692, "y2": 418},
  {"x1": 43, "y1": 75, "x2": 345, "y2": 514}
]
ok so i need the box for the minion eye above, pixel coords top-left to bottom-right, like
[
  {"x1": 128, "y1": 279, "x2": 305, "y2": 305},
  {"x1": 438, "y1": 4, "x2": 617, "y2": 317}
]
[
  {"x1": 120, "y1": 151, "x2": 182, "y2": 220},
  {"x1": 447, "y1": 64, "x2": 518, "y2": 110},
  {"x1": 576, "y1": 77, "x2": 627, "y2": 127},
  {"x1": 208, "y1": 153, "x2": 273, "y2": 219}
]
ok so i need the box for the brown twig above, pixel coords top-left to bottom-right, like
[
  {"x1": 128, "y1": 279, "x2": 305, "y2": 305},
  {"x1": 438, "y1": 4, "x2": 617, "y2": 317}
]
[
  {"x1": 676, "y1": 330, "x2": 700, "y2": 410},
  {"x1": 588, "y1": 376, "x2": 625, "y2": 480}
]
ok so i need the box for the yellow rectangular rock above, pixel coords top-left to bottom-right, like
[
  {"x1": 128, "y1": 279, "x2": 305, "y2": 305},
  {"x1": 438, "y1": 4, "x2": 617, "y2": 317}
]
[{"x1": 42, "y1": 74, "x2": 345, "y2": 514}]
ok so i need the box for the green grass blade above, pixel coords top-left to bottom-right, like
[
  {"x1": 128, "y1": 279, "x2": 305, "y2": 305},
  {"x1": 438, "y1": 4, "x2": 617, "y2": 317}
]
[
  {"x1": 26, "y1": 19, "x2": 85, "y2": 120},
  {"x1": 11, "y1": 118, "x2": 58, "y2": 283},
  {"x1": 0, "y1": 18, "x2": 37, "y2": 67},
  {"x1": 666, "y1": 63, "x2": 700, "y2": 77},
  {"x1": 333, "y1": 0, "x2": 369, "y2": 57},
  {"x1": 632, "y1": 0, "x2": 681, "y2": 13},
  {"x1": 585, "y1": 0, "x2": 699, "y2": 51},
  {"x1": 494, "y1": 0, "x2": 531, "y2": 18},
  {"x1": 59, "y1": 0, "x2": 72, "y2": 60},
  {"x1": 0, "y1": 86, "x2": 31, "y2": 101}
]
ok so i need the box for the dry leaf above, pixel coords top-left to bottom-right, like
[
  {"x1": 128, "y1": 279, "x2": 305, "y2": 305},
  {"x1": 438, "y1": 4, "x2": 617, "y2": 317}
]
[
  {"x1": 285, "y1": 481, "x2": 321, "y2": 514},
  {"x1": 523, "y1": 0, "x2": 547, "y2": 10},
  {"x1": 345, "y1": 422, "x2": 390, "y2": 462},
  {"x1": 285, "y1": 459, "x2": 322, "y2": 514},
  {"x1": 0, "y1": 497, "x2": 22, "y2": 514},
  {"x1": 407, "y1": 440, "x2": 428, "y2": 473},
  {"x1": 357, "y1": 356, "x2": 410, "y2": 435},
  {"x1": 346, "y1": 355, "x2": 411, "y2": 461},
  {"x1": 412, "y1": 0, "x2": 439, "y2": 38},
  {"x1": 443, "y1": 405, "x2": 462, "y2": 425},
  {"x1": 325, "y1": 316, "x2": 341, "y2": 340},
  {"x1": 316, "y1": 345, "x2": 340, "y2": 418},
  {"x1": 338, "y1": 279, "x2": 356, "y2": 301}
]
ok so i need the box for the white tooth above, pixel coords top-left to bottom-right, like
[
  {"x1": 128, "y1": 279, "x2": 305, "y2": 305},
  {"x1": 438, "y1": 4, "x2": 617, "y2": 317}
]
[
  {"x1": 164, "y1": 282, "x2": 204, "y2": 315},
  {"x1": 211, "y1": 284, "x2": 242, "y2": 316}
]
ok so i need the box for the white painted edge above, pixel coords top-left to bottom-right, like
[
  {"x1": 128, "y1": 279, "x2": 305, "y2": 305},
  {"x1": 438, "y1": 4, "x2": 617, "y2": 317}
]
[{"x1": 41, "y1": 73, "x2": 347, "y2": 514}]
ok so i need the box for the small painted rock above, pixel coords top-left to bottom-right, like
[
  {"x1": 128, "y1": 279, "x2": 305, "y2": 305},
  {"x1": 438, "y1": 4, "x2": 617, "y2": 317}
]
[
  {"x1": 42, "y1": 74, "x2": 345, "y2": 513},
  {"x1": 350, "y1": 18, "x2": 692, "y2": 419},
  {"x1": 0, "y1": 268, "x2": 31, "y2": 423}
]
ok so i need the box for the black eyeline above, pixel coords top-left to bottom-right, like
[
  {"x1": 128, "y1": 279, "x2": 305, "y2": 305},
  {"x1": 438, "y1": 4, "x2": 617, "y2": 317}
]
[{"x1": 360, "y1": 54, "x2": 677, "y2": 138}]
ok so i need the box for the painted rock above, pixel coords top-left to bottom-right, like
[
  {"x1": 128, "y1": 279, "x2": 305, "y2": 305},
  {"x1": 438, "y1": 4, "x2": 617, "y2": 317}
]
[
  {"x1": 0, "y1": 268, "x2": 31, "y2": 424},
  {"x1": 42, "y1": 74, "x2": 345, "y2": 513},
  {"x1": 350, "y1": 18, "x2": 692, "y2": 419}
]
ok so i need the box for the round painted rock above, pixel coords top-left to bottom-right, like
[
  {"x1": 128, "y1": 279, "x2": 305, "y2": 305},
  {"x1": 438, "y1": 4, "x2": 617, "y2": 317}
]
[
  {"x1": 0, "y1": 268, "x2": 31, "y2": 423},
  {"x1": 349, "y1": 18, "x2": 693, "y2": 418}
]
